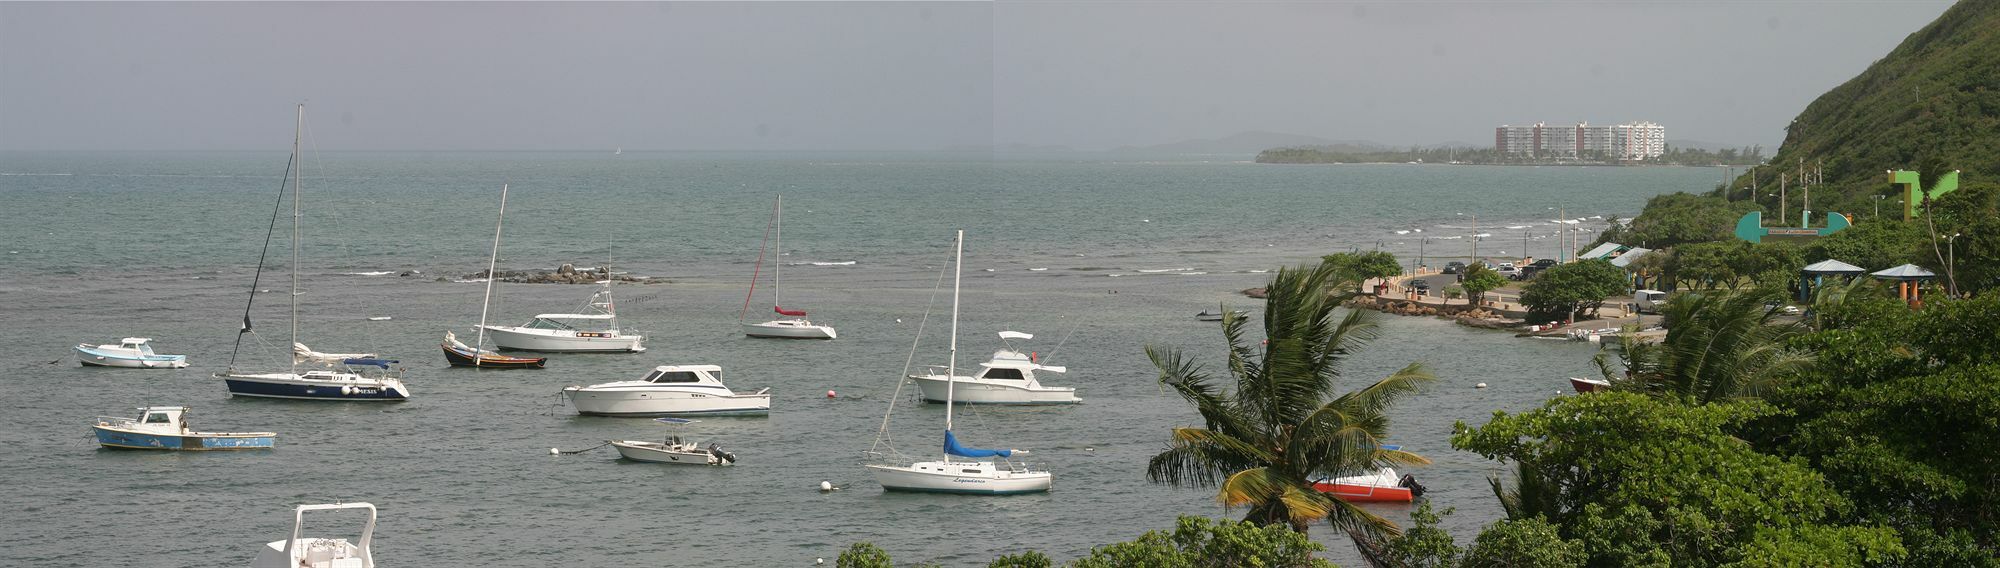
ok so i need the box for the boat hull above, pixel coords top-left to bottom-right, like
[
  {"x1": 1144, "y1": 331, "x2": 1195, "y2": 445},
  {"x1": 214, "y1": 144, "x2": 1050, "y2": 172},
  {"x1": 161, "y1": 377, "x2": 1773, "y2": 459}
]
[
  {"x1": 1569, "y1": 377, "x2": 1610, "y2": 393},
  {"x1": 867, "y1": 463, "x2": 1052, "y2": 495},
  {"x1": 75, "y1": 346, "x2": 188, "y2": 369},
  {"x1": 92, "y1": 426, "x2": 274, "y2": 450},
  {"x1": 566, "y1": 388, "x2": 770, "y2": 417},
  {"x1": 741, "y1": 320, "x2": 837, "y2": 340},
  {"x1": 482, "y1": 326, "x2": 644, "y2": 352},
  {"x1": 610, "y1": 441, "x2": 725, "y2": 465},
  {"x1": 223, "y1": 373, "x2": 411, "y2": 401},
  {"x1": 910, "y1": 376, "x2": 1080, "y2": 405},
  {"x1": 1311, "y1": 481, "x2": 1415, "y2": 503},
  {"x1": 441, "y1": 344, "x2": 546, "y2": 368}
]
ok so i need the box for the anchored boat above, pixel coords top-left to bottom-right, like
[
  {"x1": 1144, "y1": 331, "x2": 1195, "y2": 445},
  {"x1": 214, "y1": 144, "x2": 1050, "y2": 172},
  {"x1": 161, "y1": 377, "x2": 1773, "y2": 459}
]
[
  {"x1": 564, "y1": 365, "x2": 771, "y2": 416},
  {"x1": 609, "y1": 418, "x2": 738, "y2": 465},
  {"x1": 91, "y1": 406, "x2": 274, "y2": 450},
  {"x1": 740, "y1": 195, "x2": 837, "y2": 339},
  {"x1": 75, "y1": 337, "x2": 188, "y2": 368},
  {"x1": 483, "y1": 282, "x2": 645, "y2": 352},
  {"x1": 250, "y1": 502, "x2": 377, "y2": 568},
  {"x1": 908, "y1": 331, "x2": 1080, "y2": 405}
]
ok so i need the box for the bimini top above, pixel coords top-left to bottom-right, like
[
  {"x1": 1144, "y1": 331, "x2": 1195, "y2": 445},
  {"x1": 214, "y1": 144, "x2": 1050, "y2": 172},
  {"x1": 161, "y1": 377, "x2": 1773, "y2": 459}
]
[
  {"x1": 997, "y1": 331, "x2": 1033, "y2": 341},
  {"x1": 120, "y1": 338, "x2": 154, "y2": 346},
  {"x1": 983, "y1": 350, "x2": 1066, "y2": 374}
]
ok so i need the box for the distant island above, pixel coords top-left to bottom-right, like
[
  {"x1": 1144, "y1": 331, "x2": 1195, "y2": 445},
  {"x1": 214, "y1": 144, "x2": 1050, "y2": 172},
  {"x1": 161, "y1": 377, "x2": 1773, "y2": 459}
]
[{"x1": 1256, "y1": 144, "x2": 1768, "y2": 166}]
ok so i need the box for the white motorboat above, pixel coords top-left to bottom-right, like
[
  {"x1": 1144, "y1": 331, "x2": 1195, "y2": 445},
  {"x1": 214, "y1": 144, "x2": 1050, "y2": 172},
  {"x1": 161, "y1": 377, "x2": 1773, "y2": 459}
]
[
  {"x1": 75, "y1": 337, "x2": 188, "y2": 368},
  {"x1": 908, "y1": 331, "x2": 1080, "y2": 405},
  {"x1": 250, "y1": 502, "x2": 377, "y2": 568},
  {"x1": 1194, "y1": 309, "x2": 1248, "y2": 322},
  {"x1": 483, "y1": 283, "x2": 646, "y2": 352},
  {"x1": 609, "y1": 420, "x2": 739, "y2": 465},
  {"x1": 91, "y1": 406, "x2": 275, "y2": 450},
  {"x1": 564, "y1": 365, "x2": 771, "y2": 416},
  {"x1": 740, "y1": 195, "x2": 837, "y2": 340},
  {"x1": 866, "y1": 230, "x2": 1053, "y2": 495},
  {"x1": 217, "y1": 104, "x2": 409, "y2": 402}
]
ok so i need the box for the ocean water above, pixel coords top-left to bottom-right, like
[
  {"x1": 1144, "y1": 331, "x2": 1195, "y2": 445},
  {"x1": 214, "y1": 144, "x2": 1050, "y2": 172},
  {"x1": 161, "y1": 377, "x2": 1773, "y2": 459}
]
[{"x1": 0, "y1": 152, "x2": 1712, "y2": 566}]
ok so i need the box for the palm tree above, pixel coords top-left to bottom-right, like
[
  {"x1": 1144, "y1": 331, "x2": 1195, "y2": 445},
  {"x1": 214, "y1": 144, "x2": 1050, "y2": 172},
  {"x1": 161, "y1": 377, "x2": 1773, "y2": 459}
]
[
  {"x1": 1598, "y1": 288, "x2": 1812, "y2": 405},
  {"x1": 1146, "y1": 259, "x2": 1435, "y2": 536}
]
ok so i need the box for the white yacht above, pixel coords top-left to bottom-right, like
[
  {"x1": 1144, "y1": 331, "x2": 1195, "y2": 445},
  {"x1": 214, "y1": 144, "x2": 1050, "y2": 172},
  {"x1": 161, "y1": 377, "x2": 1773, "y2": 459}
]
[
  {"x1": 564, "y1": 365, "x2": 771, "y2": 416},
  {"x1": 908, "y1": 331, "x2": 1080, "y2": 405},
  {"x1": 250, "y1": 502, "x2": 377, "y2": 568},
  {"x1": 484, "y1": 283, "x2": 645, "y2": 352}
]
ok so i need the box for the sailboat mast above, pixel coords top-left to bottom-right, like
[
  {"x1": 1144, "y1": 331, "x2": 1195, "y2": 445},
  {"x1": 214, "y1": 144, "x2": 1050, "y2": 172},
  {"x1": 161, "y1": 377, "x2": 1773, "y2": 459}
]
[
  {"x1": 774, "y1": 195, "x2": 782, "y2": 310},
  {"x1": 945, "y1": 230, "x2": 963, "y2": 443},
  {"x1": 290, "y1": 103, "x2": 303, "y2": 373},
  {"x1": 474, "y1": 184, "x2": 509, "y2": 361}
]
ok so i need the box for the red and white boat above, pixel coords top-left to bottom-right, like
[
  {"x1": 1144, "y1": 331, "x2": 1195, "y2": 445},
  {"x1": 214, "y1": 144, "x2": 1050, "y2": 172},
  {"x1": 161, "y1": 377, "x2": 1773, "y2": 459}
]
[
  {"x1": 1569, "y1": 376, "x2": 1611, "y2": 393},
  {"x1": 1313, "y1": 468, "x2": 1425, "y2": 503}
]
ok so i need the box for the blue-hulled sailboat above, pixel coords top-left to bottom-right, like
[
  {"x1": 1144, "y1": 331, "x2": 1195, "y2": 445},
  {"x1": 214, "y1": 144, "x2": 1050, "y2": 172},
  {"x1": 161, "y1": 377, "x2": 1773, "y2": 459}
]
[
  {"x1": 865, "y1": 230, "x2": 1052, "y2": 495},
  {"x1": 217, "y1": 104, "x2": 410, "y2": 401}
]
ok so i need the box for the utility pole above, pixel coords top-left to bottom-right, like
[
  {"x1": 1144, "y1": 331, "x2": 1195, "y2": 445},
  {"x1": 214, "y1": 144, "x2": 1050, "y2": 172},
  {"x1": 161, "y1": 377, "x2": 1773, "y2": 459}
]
[
  {"x1": 1780, "y1": 173, "x2": 1788, "y2": 223},
  {"x1": 1558, "y1": 206, "x2": 1566, "y2": 262},
  {"x1": 1749, "y1": 166, "x2": 1757, "y2": 205},
  {"x1": 1470, "y1": 213, "x2": 1478, "y2": 268}
]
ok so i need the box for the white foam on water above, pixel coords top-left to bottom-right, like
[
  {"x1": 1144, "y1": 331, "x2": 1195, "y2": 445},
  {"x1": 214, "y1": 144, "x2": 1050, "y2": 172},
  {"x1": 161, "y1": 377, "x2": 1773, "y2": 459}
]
[
  {"x1": 1136, "y1": 267, "x2": 1194, "y2": 273},
  {"x1": 345, "y1": 271, "x2": 393, "y2": 276}
]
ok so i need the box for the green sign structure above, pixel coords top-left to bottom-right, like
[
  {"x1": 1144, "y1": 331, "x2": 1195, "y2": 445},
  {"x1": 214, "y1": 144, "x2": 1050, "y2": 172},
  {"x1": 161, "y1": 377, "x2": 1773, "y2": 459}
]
[
  {"x1": 1887, "y1": 169, "x2": 1960, "y2": 221},
  {"x1": 1734, "y1": 210, "x2": 1851, "y2": 243}
]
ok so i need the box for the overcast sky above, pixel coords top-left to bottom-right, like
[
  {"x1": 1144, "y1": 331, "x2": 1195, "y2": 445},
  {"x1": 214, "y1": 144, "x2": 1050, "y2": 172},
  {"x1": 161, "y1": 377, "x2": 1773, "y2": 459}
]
[{"x1": 0, "y1": 1, "x2": 1955, "y2": 152}]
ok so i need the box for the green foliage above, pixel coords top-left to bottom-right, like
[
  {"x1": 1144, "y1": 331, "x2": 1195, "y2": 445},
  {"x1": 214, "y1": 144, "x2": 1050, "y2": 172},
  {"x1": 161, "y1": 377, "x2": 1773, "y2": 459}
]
[
  {"x1": 1145, "y1": 259, "x2": 1433, "y2": 535},
  {"x1": 1070, "y1": 516, "x2": 1336, "y2": 568},
  {"x1": 1377, "y1": 502, "x2": 1462, "y2": 568},
  {"x1": 1452, "y1": 392, "x2": 1905, "y2": 566},
  {"x1": 1801, "y1": 218, "x2": 1930, "y2": 271},
  {"x1": 1457, "y1": 264, "x2": 1506, "y2": 306},
  {"x1": 1597, "y1": 193, "x2": 1757, "y2": 250},
  {"x1": 1442, "y1": 285, "x2": 1463, "y2": 301},
  {"x1": 1756, "y1": 293, "x2": 2000, "y2": 564},
  {"x1": 1603, "y1": 289, "x2": 1812, "y2": 405},
  {"x1": 1254, "y1": 145, "x2": 1764, "y2": 166},
  {"x1": 1666, "y1": 242, "x2": 1738, "y2": 290},
  {"x1": 837, "y1": 542, "x2": 893, "y2": 568},
  {"x1": 1323, "y1": 251, "x2": 1402, "y2": 292},
  {"x1": 987, "y1": 550, "x2": 1054, "y2": 568},
  {"x1": 1519, "y1": 259, "x2": 1626, "y2": 320},
  {"x1": 1460, "y1": 518, "x2": 1585, "y2": 568}
]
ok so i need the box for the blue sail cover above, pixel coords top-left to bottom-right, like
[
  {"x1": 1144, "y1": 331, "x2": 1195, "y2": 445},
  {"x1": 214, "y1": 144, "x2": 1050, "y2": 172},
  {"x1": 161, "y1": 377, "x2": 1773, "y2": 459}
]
[
  {"x1": 944, "y1": 430, "x2": 1011, "y2": 458},
  {"x1": 342, "y1": 358, "x2": 397, "y2": 369}
]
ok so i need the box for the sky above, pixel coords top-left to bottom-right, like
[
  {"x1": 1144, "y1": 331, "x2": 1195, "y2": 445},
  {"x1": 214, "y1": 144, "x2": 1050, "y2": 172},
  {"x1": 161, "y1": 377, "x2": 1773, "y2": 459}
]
[{"x1": 0, "y1": 1, "x2": 1957, "y2": 152}]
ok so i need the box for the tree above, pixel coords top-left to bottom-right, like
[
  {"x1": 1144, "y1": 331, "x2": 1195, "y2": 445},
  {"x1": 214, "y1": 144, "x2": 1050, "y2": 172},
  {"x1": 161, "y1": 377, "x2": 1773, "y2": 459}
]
[
  {"x1": 1071, "y1": 516, "x2": 1337, "y2": 568},
  {"x1": 1146, "y1": 259, "x2": 1434, "y2": 536},
  {"x1": 1599, "y1": 289, "x2": 1813, "y2": 405},
  {"x1": 1453, "y1": 393, "x2": 1905, "y2": 566},
  {"x1": 1667, "y1": 242, "x2": 1738, "y2": 290},
  {"x1": 1460, "y1": 518, "x2": 1585, "y2": 568},
  {"x1": 1519, "y1": 259, "x2": 1627, "y2": 321},
  {"x1": 987, "y1": 551, "x2": 1053, "y2": 568},
  {"x1": 1324, "y1": 251, "x2": 1402, "y2": 293},
  {"x1": 1458, "y1": 264, "x2": 1506, "y2": 306},
  {"x1": 837, "y1": 542, "x2": 893, "y2": 568}
]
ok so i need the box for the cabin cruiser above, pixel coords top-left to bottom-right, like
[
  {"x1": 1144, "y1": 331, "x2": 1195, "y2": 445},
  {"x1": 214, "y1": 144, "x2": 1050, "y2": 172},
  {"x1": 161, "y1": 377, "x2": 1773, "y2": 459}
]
[
  {"x1": 564, "y1": 365, "x2": 771, "y2": 416},
  {"x1": 75, "y1": 337, "x2": 188, "y2": 368},
  {"x1": 483, "y1": 284, "x2": 645, "y2": 352},
  {"x1": 908, "y1": 331, "x2": 1080, "y2": 405}
]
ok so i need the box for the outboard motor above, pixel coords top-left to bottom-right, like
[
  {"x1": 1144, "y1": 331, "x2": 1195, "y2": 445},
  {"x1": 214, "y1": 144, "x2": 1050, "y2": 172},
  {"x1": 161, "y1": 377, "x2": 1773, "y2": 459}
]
[
  {"x1": 1398, "y1": 474, "x2": 1427, "y2": 498},
  {"x1": 708, "y1": 443, "x2": 736, "y2": 464}
]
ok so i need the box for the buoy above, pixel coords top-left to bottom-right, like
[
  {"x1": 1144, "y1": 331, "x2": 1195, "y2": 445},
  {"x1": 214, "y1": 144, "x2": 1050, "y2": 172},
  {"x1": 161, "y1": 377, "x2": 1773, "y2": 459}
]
[
  {"x1": 1475, "y1": 383, "x2": 1488, "y2": 389},
  {"x1": 549, "y1": 448, "x2": 560, "y2": 455},
  {"x1": 819, "y1": 481, "x2": 834, "y2": 492},
  {"x1": 826, "y1": 390, "x2": 837, "y2": 399},
  {"x1": 895, "y1": 318, "x2": 902, "y2": 323},
  {"x1": 817, "y1": 558, "x2": 825, "y2": 565}
]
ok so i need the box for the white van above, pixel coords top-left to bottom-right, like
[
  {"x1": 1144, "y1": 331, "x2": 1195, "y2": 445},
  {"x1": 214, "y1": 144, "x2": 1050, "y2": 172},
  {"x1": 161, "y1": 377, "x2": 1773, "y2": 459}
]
[{"x1": 1633, "y1": 290, "x2": 1667, "y2": 314}]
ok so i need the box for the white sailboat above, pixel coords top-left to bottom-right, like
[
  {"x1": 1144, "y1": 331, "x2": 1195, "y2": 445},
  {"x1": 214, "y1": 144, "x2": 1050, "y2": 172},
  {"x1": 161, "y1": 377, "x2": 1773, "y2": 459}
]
[
  {"x1": 219, "y1": 104, "x2": 410, "y2": 401},
  {"x1": 441, "y1": 184, "x2": 546, "y2": 368},
  {"x1": 866, "y1": 230, "x2": 1052, "y2": 495},
  {"x1": 740, "y1": 196, "x2": 836, "y2": 339}
]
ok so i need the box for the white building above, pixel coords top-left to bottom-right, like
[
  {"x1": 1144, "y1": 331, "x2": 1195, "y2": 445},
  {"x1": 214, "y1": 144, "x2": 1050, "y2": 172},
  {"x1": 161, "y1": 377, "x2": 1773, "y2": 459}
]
[{"x1": 1495, "y1": 121, "x2": 1665, "y2": 160}]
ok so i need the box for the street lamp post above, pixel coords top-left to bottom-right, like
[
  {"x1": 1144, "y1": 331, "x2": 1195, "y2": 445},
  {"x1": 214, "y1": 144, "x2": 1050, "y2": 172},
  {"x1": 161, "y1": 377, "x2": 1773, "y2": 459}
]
[{"x1": 1874, "y1": 195, "x2": 1885, "y2": 218}]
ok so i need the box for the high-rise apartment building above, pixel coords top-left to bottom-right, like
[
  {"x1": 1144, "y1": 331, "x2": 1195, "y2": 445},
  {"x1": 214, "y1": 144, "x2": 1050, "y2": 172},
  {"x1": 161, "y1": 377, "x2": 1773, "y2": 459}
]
[{"x1": 1494, "y1": 121, "x2": 1665, "y2": 160}]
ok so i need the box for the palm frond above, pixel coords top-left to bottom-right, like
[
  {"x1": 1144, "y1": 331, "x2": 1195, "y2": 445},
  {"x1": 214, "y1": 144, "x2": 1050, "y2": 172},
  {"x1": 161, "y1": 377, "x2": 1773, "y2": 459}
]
[{"x1": 1147, "y1": 428, "x2": 1268, "y2": 489}]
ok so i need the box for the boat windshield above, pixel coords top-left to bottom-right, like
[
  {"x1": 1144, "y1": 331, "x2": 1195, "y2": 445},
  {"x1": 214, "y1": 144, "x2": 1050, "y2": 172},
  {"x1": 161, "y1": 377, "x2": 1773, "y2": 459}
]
[
  {"x1": 646, "y1": 371, "x2": 702, "y2": 384},
  {"x1": 144, "y1": 412, "x2": 171, "y2": 423},
  {"x1": 980, "y1": 368, "x2": 1026, "y2": 381},
  {"x1": 525, "y1": 318, "x2": 576, "y2": 331}
]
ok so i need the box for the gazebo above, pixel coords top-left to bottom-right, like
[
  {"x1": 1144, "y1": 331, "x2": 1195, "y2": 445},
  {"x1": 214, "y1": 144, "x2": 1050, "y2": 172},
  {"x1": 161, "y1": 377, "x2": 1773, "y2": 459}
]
[
  {"x1": 1799, "y1": 259, "x2": 1867, "y2": 301},
  {"x1": 1871, "y1": 263, "x2": 1937, "y2": 307}
]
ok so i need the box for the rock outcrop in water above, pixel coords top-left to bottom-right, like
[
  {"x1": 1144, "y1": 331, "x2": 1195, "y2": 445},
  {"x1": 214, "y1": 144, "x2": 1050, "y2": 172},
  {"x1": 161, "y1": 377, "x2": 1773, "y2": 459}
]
[{"x1": 459, "y1": 264, "x2": 655, "y2": 285}]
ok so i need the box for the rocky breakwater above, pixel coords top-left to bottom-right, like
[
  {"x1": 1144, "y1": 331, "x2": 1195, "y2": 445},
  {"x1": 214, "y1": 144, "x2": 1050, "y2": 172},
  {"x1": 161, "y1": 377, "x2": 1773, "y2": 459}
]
[
  {"x1": 456, "y1": 263, "x2": 657, "y2": 284},
  {"x1": 1342, "y1": 296, "x2": 1522, "y2": 330}
]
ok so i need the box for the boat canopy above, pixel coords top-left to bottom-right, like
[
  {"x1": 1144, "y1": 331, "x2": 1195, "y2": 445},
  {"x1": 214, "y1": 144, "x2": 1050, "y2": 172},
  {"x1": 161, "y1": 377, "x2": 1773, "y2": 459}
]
[
  {"x1": 944, "y1": 430, "x2": 1011, "y2": 458},
  {"x1": 998, "y1": 331, "x2": 1033, "y2": 340},
  {"x1": 121, "y1": 337, "x2": 153, "y2": 345},
  {"x1": 342, "y1": 358, "x2": 397, "y2": 369},
  {"x1": 775, "y1": 306, "x2": 807, "y2": 317}
]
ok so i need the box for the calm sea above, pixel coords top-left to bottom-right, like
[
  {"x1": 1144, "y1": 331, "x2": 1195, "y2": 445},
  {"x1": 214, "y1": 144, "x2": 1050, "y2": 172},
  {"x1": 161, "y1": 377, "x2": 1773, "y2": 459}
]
[{"x1": 0, "y1": 152, "x2": 1711, "y2": 566}]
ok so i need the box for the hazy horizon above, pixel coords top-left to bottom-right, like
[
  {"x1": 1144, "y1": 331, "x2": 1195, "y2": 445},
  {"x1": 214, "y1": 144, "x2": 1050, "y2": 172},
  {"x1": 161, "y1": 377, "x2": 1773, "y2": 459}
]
[{"x1": 0, "y1": 1, "x2": 1955, "y2": 153}]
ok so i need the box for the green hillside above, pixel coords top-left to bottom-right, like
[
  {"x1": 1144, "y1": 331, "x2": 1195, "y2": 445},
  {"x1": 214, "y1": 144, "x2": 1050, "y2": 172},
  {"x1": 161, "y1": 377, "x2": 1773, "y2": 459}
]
[{"x1": 1734, "y1": 0, "x2": 2000, "y2": 213}]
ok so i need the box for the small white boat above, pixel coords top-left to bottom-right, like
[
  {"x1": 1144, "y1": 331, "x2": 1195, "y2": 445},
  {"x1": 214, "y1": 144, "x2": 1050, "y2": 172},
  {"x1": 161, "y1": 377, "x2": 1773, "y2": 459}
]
[
  {"x1": 1195, "y1": 309, "x2": 1249, "y2": 322},
  {"x1": 740, "y1": 196, "x2": 837, "y2": 340},
  {"x1": 250, "y1": 502, "x2": 377, "y2": 568},
  {"x1": 908, "y1": 331, "x2": 1079, "y2": 405},
  {"x1": 564, "y1": 365, "x2": 771, "y2": 416},
  {"x1": 609, "y1": 422, "x2": 738, "y2": 466},
  {"x1": 484, "y1": 283, "x2": 646, "y2": 352},
  {"x1": 75, "y1": 337, "x2": 188, "y2": 368},
  {"x1": 91, "y1": 406, "x2": 275, "y2": 450}
]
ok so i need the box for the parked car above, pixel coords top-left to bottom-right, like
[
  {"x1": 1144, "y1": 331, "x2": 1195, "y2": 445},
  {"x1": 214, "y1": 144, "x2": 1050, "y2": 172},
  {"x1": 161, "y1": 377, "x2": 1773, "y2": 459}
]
[
  {"x1": 1497, "y1": 266, "x2": 1522, "y2": 279},
  {"x1": 1530, "y1": 259, "x2": 1558, "y2": 269},
  {"x1": 1412, "y1": 279, "x2": 1432, "y2": 293},
  {"x1": 1442, "y1": 261, "x2": 1465, "y2": 275}
]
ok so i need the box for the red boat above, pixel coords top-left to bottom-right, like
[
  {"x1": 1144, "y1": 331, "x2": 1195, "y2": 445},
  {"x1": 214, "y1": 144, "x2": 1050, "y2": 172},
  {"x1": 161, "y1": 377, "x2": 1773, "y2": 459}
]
[
  {"x1": 442, "y1": 331, "x2": 546, "y2": 369},
  {"x1": 1312, "y1": 468, "x2": 1425, "y2": 503},
  {"x1": 1569, "y1": 376, "x2": 1610, "y2": 393}
]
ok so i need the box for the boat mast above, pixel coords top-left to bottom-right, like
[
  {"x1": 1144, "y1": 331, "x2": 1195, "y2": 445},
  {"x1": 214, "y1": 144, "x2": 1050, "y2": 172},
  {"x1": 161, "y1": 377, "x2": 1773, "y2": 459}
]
[
  {"x1": 773, "y1": 195, "x2": 782, "y2": 311},
  {"x1": 945, "y1": 229, "x2": 963, "y2": 462},
  {"x1": 290, "y1": 103, "x2": 303, "y2": 374},
  {"x1": 474, "y1": 184, "x2": 509, "y2": 363},
  {"x1": 604, "y1": 246, "x2": 617, "y2": 333}
]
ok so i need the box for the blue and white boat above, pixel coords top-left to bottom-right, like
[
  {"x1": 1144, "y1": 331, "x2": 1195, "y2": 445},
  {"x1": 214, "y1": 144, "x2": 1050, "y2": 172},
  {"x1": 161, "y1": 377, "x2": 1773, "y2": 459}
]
[
  {"x1": 91, "y1": 406, "x2": 275, "y2": 450},
  {"x1": 75, "y1": 337, "x2": 188, "y2": 369},
  {"x1": 215, "y1": 104, "x2": 411, "y2": 403}
]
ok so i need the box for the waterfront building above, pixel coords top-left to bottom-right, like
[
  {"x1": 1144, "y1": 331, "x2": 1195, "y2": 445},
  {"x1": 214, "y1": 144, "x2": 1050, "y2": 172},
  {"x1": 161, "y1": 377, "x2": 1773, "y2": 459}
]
[{"x1": 1494, "y1": 121, "x2": 1665, "y2": 160}]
